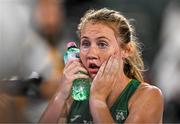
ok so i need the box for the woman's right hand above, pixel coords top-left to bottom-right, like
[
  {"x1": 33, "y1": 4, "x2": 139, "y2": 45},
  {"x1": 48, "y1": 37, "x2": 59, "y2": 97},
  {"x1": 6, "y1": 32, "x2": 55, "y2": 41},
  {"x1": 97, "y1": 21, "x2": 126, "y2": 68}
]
[
  {"x1": 39, "y1": 60, "x2": 89, "y2": 123},
  {"x1": 58, "y1": 60, "x2": 89, "y2": 100}
]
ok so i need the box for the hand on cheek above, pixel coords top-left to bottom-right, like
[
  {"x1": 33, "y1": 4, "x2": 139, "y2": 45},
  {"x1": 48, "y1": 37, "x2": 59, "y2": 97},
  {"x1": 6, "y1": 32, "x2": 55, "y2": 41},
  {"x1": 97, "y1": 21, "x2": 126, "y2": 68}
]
[{"x1": 90, "y1": 55, "x2": 120, "y2": 102}]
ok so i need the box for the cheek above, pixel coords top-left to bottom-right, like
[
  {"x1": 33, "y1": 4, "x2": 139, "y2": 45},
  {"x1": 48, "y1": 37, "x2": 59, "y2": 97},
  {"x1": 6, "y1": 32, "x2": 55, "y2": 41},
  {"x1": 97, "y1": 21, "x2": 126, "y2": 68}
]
[
  {"x1": 99, "y1": 52, "x2": 111, "y2": 61},
  {"x1": 114, "y1": 44, "x2": 124, "y2": 59},
  {"x1": 99, "y1": 49, "x2": 116, "y2": 62},
  {"x1": 117, "y1": 51, "x2": 126, "y2": 67}
]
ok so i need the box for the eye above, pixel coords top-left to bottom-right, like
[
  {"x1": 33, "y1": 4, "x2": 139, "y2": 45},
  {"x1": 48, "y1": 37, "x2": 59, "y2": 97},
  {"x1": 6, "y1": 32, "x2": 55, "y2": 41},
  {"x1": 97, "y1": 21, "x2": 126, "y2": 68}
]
[
  {"x1": 80, "y1": 40, "x2": 90, "y2": 49},
  {"x1": 97, "y1": 40, "x2": 109, "y2": 49}
]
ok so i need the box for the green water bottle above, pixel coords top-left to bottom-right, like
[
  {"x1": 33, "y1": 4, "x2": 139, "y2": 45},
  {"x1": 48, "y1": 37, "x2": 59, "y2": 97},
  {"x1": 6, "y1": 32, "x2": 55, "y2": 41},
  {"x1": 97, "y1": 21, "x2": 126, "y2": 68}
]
[{"x1": 64, "y1": 42, "x2": 91, "y2": 101}]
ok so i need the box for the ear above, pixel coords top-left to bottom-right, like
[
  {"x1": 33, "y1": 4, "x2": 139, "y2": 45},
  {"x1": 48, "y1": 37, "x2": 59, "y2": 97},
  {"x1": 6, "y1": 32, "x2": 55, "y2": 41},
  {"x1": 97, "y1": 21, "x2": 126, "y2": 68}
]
[{"x1": 122, "y1": 42, "x2": 133, "y2": 58}]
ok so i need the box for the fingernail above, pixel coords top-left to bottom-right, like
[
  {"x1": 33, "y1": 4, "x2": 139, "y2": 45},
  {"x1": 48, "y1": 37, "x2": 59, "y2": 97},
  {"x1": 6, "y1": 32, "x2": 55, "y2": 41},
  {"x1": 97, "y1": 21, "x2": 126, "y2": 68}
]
[{"x1": 114, "y1": 57, "x2": 119, "y2": 64}]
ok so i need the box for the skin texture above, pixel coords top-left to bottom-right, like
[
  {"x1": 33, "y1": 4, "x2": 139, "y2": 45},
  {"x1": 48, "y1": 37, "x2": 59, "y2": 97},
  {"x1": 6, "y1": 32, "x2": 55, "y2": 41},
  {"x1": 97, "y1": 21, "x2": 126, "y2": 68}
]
[
  {"x1": 80, "y1": 22, "x2": 123, "y2": 79},
  {"x1": 79, "y1": 22, "x2": 128, "y2": 103},
  {"x1": 39, "y1": 22, "x2": 164, "y2": 123}
]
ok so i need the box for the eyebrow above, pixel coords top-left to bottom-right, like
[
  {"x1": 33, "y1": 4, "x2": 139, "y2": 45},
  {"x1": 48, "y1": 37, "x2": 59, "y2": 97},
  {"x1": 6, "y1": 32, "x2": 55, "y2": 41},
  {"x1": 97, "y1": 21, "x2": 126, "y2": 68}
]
[
  {"x1": 81, "y1": 36, "x2": 110, "y2": 41},
  {"x1": 81, "y1": 36, "x2": 88, "y2": 39},
  {"x1": 96, "y1": 36, "x2": 109, "y2": 40}
]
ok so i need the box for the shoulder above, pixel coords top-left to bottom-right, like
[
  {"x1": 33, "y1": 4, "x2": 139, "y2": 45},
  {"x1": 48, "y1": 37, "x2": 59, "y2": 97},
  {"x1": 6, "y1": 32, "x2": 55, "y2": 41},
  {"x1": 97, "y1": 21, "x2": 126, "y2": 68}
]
[
  {"x1": 129, "y1": 82, "x2": 164, "y2": 110},
  {"x1": 138, "y1": 82, "x2": 163, "y2": 97},
  {"x1": 139, "y1": 82, "x2": 163, "y2": 99},
  {"x1": 126, "y1": 82, "x2": 164, "y2": 122}
]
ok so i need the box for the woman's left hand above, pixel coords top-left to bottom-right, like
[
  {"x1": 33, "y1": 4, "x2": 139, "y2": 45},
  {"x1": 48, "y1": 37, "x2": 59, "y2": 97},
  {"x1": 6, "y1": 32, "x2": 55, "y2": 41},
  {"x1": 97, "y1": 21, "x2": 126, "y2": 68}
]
[{"x1": 90, "y1": 55, "x2": 121, "y2": 102}]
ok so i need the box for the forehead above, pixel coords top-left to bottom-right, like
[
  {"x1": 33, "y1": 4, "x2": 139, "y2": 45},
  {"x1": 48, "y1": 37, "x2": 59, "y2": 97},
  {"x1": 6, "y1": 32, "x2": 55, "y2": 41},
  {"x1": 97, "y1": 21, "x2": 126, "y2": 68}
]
[{"x1": 80, "y1": 22, "x2": 116, "y2": 38}]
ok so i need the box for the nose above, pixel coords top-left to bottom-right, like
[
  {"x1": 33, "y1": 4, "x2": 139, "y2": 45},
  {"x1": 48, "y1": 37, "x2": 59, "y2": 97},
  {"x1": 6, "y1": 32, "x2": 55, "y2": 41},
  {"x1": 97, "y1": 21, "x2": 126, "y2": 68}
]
[{"x1": 87, "y1": 46, "x2": 98, "y2": 60}]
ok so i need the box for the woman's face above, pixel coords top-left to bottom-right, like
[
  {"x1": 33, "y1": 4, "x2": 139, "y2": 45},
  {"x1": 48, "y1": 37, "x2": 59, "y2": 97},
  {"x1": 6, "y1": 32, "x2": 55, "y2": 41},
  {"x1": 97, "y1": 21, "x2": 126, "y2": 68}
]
[{"x1": 80, "y1": 22, "x2": 124, "y2": 78}]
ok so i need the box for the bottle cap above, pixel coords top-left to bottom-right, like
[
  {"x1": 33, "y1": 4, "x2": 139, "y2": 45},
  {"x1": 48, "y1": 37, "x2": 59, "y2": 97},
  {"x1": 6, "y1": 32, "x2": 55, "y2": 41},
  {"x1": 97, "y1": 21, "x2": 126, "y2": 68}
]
[{"x1": 67, "y1": 41, "x2": 77, "y2": 48}]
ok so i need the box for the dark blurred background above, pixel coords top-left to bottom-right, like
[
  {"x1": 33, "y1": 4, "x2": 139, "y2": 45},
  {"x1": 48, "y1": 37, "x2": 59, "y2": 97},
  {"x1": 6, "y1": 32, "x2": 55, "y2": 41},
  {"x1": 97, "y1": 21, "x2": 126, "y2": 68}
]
[{"x1": 0, "y1": 0, "x2": 180, "y2": 123}]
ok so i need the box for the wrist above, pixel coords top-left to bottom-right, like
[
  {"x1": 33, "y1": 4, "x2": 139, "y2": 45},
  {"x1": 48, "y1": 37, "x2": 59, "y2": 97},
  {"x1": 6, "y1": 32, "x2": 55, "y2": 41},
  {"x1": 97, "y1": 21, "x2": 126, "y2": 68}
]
[
  {"x1": 57, "y1": 84, "x2": 71, "y2": 101},
  {"x1": 89, "y1": 93, "x2": 106, "y2": 102},
  {"x1": 55, "y1": 91, "x2": 69, "y2": 102},
  {"x1": 89, "y1": 95, "x2": 107, "y2": 108}
]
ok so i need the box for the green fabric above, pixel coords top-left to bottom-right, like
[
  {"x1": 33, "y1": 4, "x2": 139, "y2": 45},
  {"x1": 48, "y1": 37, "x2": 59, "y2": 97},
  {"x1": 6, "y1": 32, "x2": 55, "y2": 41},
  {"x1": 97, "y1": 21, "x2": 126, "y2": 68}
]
[{"x1": 67, "y1": 79, "x2": 140, "y2": 123}]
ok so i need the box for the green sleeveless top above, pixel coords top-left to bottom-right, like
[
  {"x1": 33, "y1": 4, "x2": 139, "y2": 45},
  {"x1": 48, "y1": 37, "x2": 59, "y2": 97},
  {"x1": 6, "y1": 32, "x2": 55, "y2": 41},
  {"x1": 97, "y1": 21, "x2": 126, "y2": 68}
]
[{"x1": 67, "y1": 79, "x2": 140, "y2": 123}]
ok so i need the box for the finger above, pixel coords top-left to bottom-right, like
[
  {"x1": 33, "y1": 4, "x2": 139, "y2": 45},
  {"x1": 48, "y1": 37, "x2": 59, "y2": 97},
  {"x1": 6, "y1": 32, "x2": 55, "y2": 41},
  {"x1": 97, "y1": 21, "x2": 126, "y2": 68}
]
[
  {"x1": 65, "y1": 61, "x2": 81, "y2": 71},
  {"x1": 108, "y1": 57, "x2": 120, "y2": 79},
  {"x1": 64, "y1": 59, "x2": 80, "y2": 69},
  {"x1": 73, "y1": 73, "x2": 90, "y2": 80},
  {"x1": 63, "y1": 61, "x2": 88, "y2": 82},
  {"x1": 94, "y1": 61, "x2": 106, "y2": 80},
  {"x1": 64, "y1": 62, "x2": 88, "y2": 78},
  {"x1": 67, "y1": 65, "x2": 88, "y2": 75},
  {"x1": 101, "y1": 56, "x2": 119, "y2": 85},
  {"x1": 103, "y1": 56, "x2": 114, "y2": 76}
]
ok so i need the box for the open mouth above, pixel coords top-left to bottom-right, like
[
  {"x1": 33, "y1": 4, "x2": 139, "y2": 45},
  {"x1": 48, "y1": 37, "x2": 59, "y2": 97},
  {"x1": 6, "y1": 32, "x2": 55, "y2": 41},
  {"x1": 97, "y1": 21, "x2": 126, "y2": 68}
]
[{"x1": 88, "y1": 63, "x2": 99, "y2": 74}]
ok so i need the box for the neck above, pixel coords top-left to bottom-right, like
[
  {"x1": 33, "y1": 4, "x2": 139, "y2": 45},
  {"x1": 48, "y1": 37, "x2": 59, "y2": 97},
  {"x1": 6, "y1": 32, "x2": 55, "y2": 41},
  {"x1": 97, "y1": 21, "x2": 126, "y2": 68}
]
[{"x1": 107, "y1": 73, "x2": 130, "y2": 108}]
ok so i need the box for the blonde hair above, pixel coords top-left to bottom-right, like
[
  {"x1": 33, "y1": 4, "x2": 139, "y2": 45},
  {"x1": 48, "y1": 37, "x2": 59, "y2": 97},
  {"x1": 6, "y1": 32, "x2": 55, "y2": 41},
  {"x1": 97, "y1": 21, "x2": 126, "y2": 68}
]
[{"x1": 77, "y1": 8, "x2": 144, "y2": 82}]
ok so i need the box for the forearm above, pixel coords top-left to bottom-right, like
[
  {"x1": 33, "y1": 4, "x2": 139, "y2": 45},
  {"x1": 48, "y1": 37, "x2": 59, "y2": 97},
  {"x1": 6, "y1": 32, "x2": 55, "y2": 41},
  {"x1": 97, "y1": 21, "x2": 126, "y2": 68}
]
[
  {"x1": 90, "y1": 99, "x2": 115, "y2": 123},
  {"x1": 39, "y1": 92, "x2": 68, "y2": 123}
]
